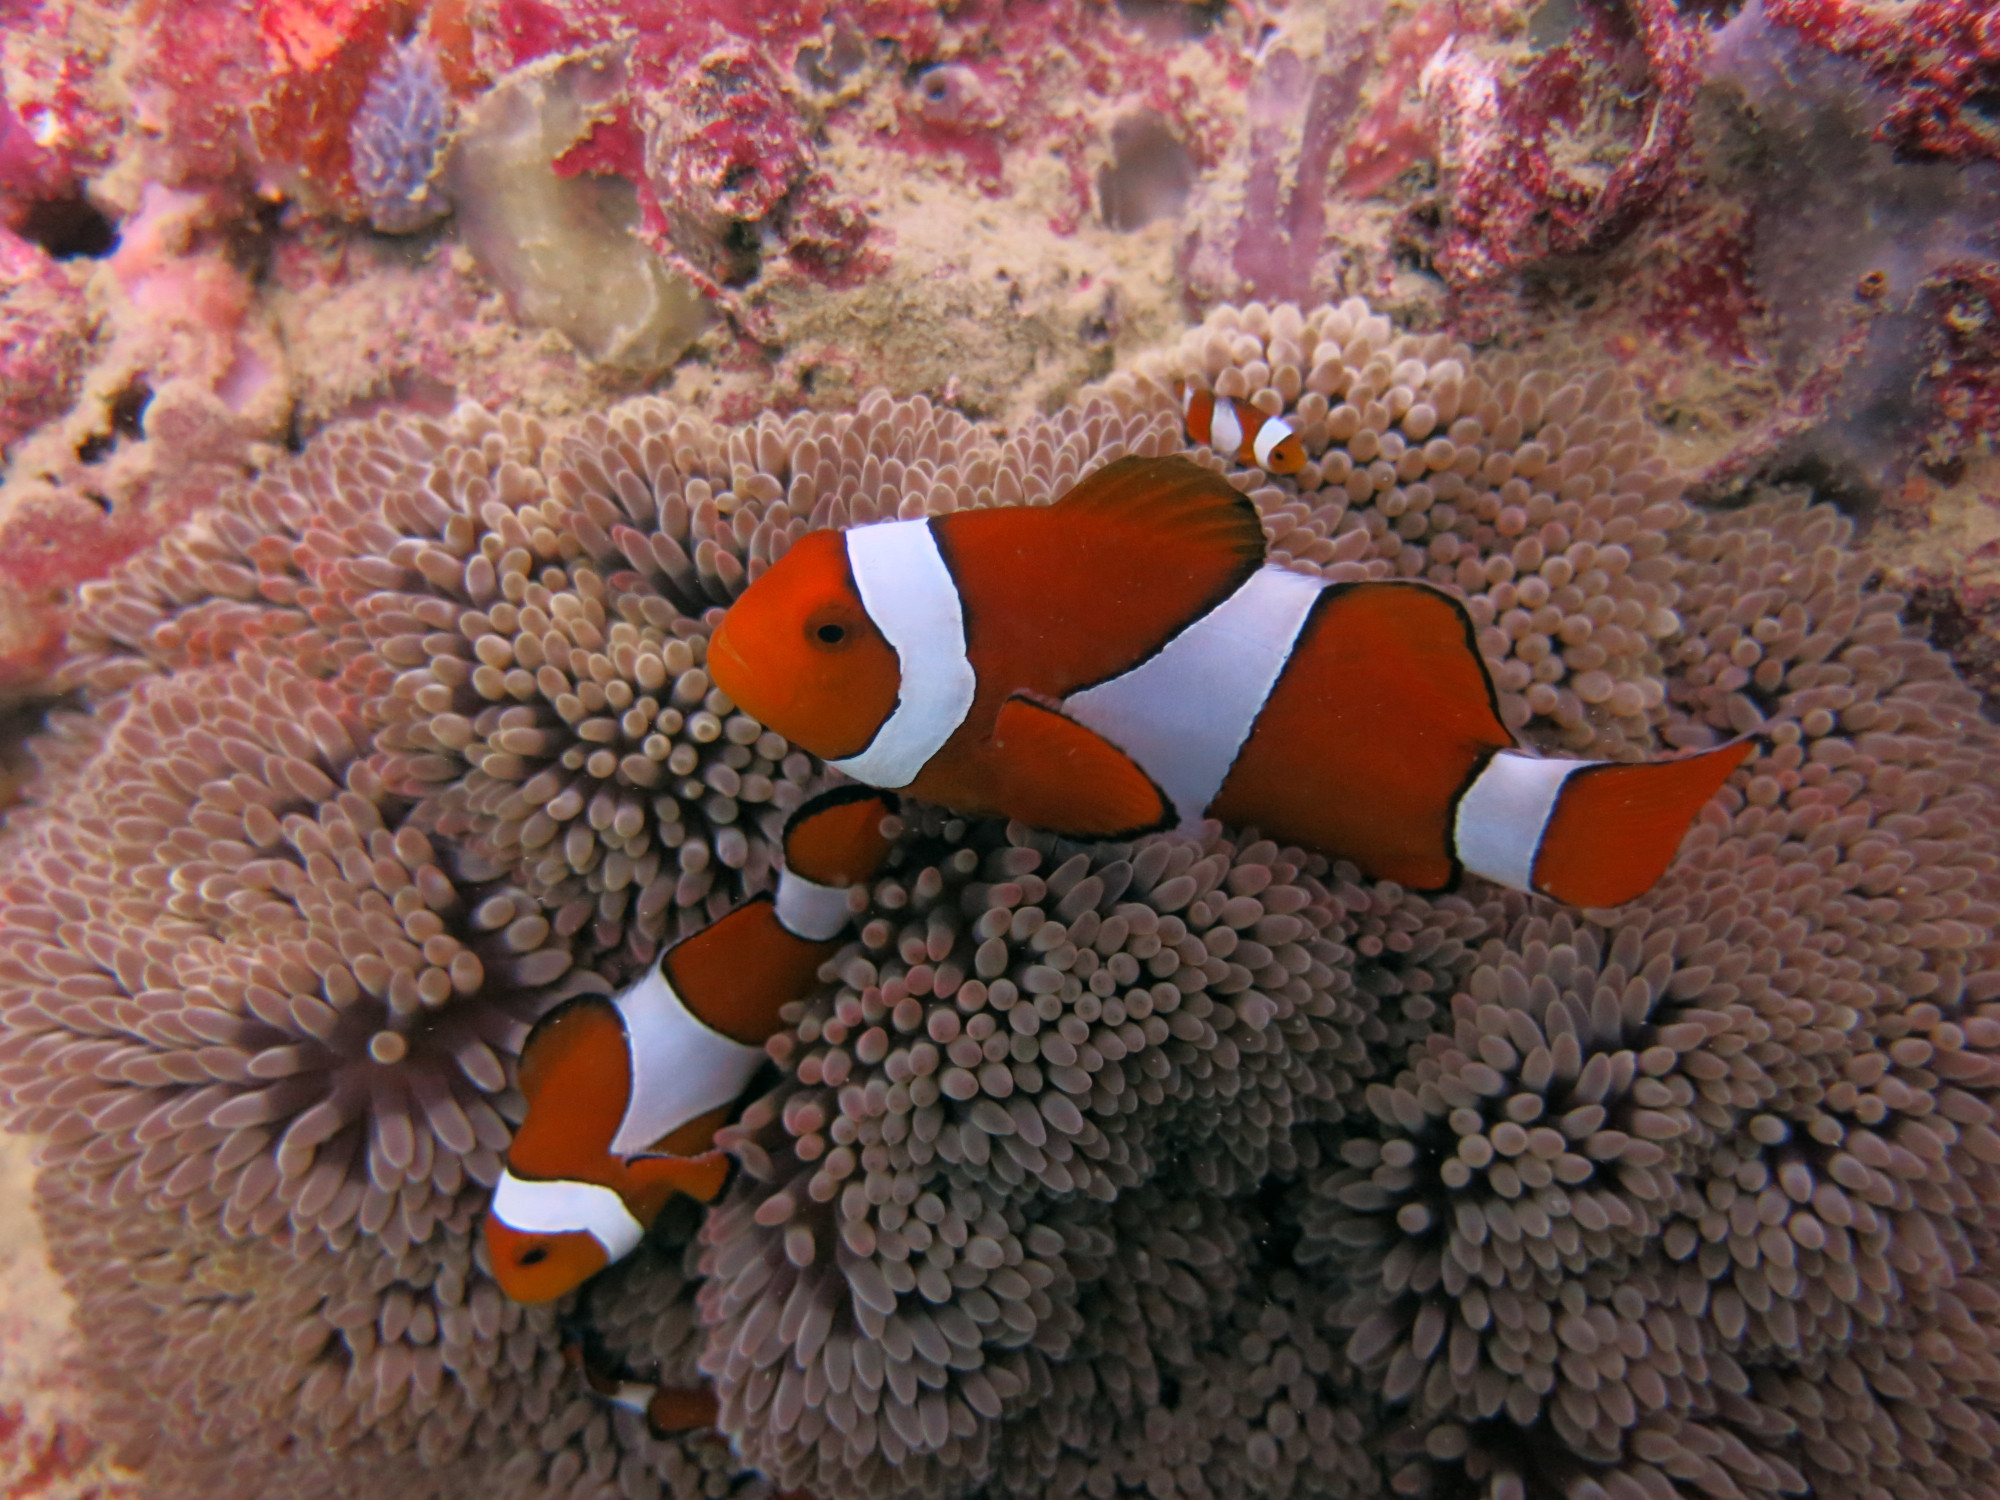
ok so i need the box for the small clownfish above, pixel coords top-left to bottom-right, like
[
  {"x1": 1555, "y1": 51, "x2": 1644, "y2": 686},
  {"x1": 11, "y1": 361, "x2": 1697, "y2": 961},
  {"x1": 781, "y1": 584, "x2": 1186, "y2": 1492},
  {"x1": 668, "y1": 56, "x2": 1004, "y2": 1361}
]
[
  {"x1": 560, "y1": 1343, "x2": 822, "y2": 1500},
  {"x1": 1178, "y1": 381, "x2": 1308, "y2": 474},
  {"x1": 708, "y1": 455, "x2": 1753, "y2": 910},
  {"x1": 562, "y1": 1334, "x2": 721, "y2": 1437},
  {"x1": 484, "y1": 786, "x2": 897, "y2": 1303}
]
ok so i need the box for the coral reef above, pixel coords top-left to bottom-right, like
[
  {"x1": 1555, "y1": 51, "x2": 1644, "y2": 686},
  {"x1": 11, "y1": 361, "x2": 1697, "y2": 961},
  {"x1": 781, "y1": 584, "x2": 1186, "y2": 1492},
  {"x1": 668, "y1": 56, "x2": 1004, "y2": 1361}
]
[
  {"x1": 3, "y1": 0, "x2": 2000, "y2": 1494},
  {"x1": 1422, "y1": 0, "x2": 1705, "y2": 312},
  {"x1": 4, "y1": 293, "x2": 1999, "y2": 1500},
  {"x1": 1765, "y1": 0, "x2": 2000, "y2": 168},
  {"x1": 443, "y1": 49, "x2": 708, "y2": 372},
  {"x1": 19, "y1": 0, "x2": 2000, "y2": 716}
]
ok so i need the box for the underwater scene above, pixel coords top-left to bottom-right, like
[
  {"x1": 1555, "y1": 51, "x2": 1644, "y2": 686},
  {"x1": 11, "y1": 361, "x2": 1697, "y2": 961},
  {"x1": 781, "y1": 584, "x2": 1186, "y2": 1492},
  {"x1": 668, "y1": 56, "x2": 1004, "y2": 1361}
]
[{"x1": 1, "y1": 0, "x2": 1999, "y2": 1497}]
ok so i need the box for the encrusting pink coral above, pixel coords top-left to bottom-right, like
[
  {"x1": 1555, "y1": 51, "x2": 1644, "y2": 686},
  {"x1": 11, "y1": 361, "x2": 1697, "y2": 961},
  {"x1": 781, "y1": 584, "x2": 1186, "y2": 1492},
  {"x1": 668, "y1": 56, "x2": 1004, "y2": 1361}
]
[{"x1": 4, "y1": 298, "x2": 2000, "y2": 1500}]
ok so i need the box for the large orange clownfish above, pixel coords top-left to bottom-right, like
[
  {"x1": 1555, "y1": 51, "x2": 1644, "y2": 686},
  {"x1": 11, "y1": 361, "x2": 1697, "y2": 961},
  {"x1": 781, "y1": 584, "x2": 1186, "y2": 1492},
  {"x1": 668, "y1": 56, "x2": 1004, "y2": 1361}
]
[
  {"x1": 708, "y1": 456, "x2": 1751, "y2": 910},
  {"x1": 484, "y1": 787, "x2": 896, "y2": 1303}
]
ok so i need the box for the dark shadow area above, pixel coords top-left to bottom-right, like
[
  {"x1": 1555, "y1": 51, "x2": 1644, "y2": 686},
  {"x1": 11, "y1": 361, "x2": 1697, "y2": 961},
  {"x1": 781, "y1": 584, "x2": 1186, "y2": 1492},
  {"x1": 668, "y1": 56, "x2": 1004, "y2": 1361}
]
[{"x1": 16, "y1": 191, "x2": 116, "y2": 259}]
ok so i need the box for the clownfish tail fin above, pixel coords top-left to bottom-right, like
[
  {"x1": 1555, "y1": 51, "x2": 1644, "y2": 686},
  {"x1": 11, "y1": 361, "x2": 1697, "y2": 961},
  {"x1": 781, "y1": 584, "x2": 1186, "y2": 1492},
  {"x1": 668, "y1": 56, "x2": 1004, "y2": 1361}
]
[
  {"x1": 646, "y1": 1383, "x2": 721, "y2": 1436},
  {"x1": 1454, "y1": 739, "x2": 1755, "y2": 909},
  {"x1": 782, "y1": 785, "x2": 899, "y2": 888}
]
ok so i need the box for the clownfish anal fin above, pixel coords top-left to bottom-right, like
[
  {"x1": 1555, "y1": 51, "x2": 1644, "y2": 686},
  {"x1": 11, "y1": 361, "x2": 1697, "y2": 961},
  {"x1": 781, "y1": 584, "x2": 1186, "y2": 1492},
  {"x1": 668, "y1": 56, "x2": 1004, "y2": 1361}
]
[
  {"x1": 1051, "y1": 454, "x2": 1267, "y2": 570},
  {"x1": 990, "y1": 695, "x2": 1173, "y2": 837}
]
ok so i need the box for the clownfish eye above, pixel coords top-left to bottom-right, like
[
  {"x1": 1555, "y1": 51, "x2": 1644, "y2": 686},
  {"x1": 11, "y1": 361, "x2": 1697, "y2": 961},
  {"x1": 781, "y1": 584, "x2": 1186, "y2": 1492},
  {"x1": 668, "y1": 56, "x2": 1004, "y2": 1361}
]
[
  {"x1": 805, "y1": 605, "x2": 860, "y2": 650},
  {"x1": 519, "y1": 1245, "x2": 549, "y2": 1266}
]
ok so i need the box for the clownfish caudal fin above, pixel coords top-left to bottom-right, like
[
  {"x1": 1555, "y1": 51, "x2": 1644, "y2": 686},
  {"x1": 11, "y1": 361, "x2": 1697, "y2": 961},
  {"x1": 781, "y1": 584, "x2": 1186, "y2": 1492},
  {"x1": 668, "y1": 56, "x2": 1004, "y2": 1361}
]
[
  {"x1": 646, "y1": 1383, "x2": 722, "y2": 1435},
  {"x1": 782, "y1": 786, "x2": 898, "y2": 888},
  {"x1": 991, "y1": 695, "x2": 1174, "y2": 837},
  {"x1": 1530, "y1": 740, "x2": 1755, "y2": 906},
  {"x1": 1454, "y1": 740, "x2": 1755, "y2": 908}
]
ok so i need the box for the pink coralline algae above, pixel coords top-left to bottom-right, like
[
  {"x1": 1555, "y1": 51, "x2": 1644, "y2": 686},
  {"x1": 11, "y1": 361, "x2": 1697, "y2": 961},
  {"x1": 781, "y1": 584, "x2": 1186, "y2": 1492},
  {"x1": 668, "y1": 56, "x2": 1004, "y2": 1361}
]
[
  {"x1": 0, "y1": 228, "x2": 91, "y2": 461},
  {"x1": 1423, "y1": 0, "x2": 1705, "y2": 307},
  {"x1": 1766, "y1": 0, "x2": 2000, "y2": 167},
  {"x1": 1917, "y1": 262, "x2": 2000, "y2": 466},
  {"x1": 639, "y1": 34, "x2": 832, "y2": 293}
]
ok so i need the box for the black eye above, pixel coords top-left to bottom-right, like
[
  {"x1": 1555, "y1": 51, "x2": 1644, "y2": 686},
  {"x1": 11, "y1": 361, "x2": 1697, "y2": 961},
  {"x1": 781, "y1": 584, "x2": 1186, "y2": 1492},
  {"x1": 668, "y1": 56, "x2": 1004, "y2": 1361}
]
[
  {"x1": 816, "y1": 623, "x2": 847, "y2": 645},
  {"x1": 519, "y1": 1245, "x2": 548, "y2": 1266}
]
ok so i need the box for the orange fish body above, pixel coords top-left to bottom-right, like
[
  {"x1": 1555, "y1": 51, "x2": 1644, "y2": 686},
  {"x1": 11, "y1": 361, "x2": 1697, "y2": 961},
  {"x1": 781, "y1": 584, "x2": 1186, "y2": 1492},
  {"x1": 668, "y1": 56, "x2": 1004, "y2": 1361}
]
[
  {"x1": 710, "y1": 456, "x2": 1750, "y2": 910},
  {"x1": 1179, "y1": 383, "x2": 1308, "y2": 474},
  {"x1": 484, "y1": 787, "x2": 895, "y2": 1302}
]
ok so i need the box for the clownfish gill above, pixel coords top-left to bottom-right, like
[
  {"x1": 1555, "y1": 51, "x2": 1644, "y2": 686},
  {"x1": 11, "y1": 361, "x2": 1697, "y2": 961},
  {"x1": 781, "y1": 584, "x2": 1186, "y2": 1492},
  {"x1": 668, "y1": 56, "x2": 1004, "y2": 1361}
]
[
  {"x1": 482, "y1": 786, "x2": 897, "y2": 1303},
  {"x1": 709, "y1": 454, "x2": 1754, "y2": 911}
]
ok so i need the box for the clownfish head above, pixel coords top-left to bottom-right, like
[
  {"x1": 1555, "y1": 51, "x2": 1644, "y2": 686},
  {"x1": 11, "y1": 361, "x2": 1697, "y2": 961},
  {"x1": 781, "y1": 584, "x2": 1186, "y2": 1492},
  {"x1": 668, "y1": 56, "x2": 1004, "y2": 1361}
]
[
  {"x1": 483, "y1": 1213, "x2": 610, "y2": 1304},
  {"x1": 1262, "y1": 429, "x2": 1308, "y2": 474},
  {"x1": 708, "y1": 529, "x2": 902, "y2": 761}
]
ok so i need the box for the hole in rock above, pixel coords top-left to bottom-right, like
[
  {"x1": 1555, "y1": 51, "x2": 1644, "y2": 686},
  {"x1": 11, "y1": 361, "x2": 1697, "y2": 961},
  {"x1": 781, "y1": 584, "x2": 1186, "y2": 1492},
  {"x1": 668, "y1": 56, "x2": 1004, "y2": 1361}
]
[
  {"x1": 1098, "y1": 112, "x2": 1195, "y2": 232},
  {"x1": 1114, "y1": 0, "x2": 1224, "y2": 41},
  {"x1": 75, "y1": 380, "x2": 151, "y2": 464},
  {"x1": 17, "y1": 192, "x2": 116, "y2": 259}
]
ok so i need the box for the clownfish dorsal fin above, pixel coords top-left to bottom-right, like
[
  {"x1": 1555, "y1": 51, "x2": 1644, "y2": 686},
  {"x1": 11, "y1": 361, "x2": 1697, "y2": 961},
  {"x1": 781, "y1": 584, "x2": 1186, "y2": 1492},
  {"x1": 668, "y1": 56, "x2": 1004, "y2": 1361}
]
[
  {"x1": 1050, "y1": 454, "x2": 1268, "y2": 571},
  {"x1": 989, "y1": 694, "x2": 1174, "y2": 837},
  {"x1": 937, "y1": 455, "x2": 1270, "y2": 703}
]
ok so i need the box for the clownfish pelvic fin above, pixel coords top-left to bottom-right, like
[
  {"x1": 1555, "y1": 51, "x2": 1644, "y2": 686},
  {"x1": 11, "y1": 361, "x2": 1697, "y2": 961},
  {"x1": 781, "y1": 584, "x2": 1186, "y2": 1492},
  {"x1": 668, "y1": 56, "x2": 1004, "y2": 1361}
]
[{"x1": 989, "y1": 695, "x2": 1172, "y2": 837}]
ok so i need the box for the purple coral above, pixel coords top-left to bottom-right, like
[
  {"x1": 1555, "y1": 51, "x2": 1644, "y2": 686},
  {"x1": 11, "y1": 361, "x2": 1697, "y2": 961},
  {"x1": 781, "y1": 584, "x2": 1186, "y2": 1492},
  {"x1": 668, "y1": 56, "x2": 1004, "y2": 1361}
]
[{"x1": 349, "y1": 38, "x2": 454, "y2": 236}]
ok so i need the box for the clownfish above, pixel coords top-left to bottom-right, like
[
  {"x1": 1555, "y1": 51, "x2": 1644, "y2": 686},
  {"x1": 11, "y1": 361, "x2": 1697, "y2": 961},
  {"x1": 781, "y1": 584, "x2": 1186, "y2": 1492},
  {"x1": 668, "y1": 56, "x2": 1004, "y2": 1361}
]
[
  {"x1": 562, "y1": 1334, "x2": 721, "y2": 1437},
  {"x1": 484, "y1": 786, "x2": 896, "y2": 1302},
  {"x1": 1179, "y1": 382, "x2": 1307, "y2": 474},
  {"x1": 708, "y1": 455, "x2": 1751, "y2": 910}
]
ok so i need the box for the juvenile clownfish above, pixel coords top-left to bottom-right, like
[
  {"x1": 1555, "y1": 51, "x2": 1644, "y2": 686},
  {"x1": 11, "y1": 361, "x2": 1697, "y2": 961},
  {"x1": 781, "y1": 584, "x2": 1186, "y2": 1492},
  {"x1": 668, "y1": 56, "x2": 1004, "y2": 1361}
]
[
  {"x1": 1178, "y1": 382, "x2": 1308, "y2": 474},
  {"x1": 484, "y1": 786, "x2": 896, "y2": 1303},
  {"x1": 562, "y1": 1334, "x2": 721, "y2": 1437},
  {"x1": 708, "y1": 455, "x2": 1752, "y2": 910}
]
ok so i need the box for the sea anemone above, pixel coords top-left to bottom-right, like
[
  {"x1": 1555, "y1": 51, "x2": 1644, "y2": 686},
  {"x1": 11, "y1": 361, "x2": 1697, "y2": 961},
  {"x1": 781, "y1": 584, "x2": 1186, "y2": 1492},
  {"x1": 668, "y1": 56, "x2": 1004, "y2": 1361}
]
[
  {"x1": 0, "y1": 648, "x2": 583, "y2": 1254},
  {"x1": 687, "y1": 809, "x2": 1376, "y2": 1496},
  {"x1": 1296, "y1": 490, "x2": 2000, "y2": 1500},
  {"x1": 6, "y1": 297, "x2": 2000, "y2": 1500}
]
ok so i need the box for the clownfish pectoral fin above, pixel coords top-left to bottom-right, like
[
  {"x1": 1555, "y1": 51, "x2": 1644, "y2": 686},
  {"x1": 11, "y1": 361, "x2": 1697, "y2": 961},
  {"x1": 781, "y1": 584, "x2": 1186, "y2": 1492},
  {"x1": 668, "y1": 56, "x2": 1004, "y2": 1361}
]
[
  {"x1": 990, "y1": 695, "x2": 1173, "y2": 837},
  {"x1": 625, "y1": 1148, "x2": 731, "y2": 1206},
  {"x1": 1050, "y1": 454, "x2": 1267, "y2": 574},
  {"x1": 1528, "y1": 739, "x2": 1756, "y2": 908},
  {"x1": 783, "y1": 786, "x2": 898, "y2": 887}
]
